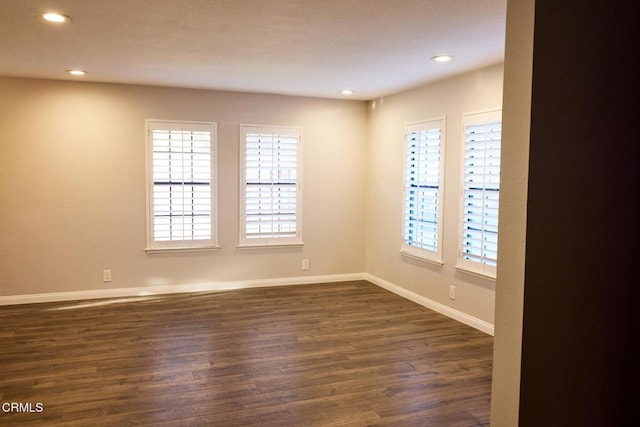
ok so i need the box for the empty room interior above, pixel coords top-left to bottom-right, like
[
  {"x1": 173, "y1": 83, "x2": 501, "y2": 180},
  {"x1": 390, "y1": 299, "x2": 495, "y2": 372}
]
[{"x1": 1, "y1": 0, "x2": 634, "y2": 426}]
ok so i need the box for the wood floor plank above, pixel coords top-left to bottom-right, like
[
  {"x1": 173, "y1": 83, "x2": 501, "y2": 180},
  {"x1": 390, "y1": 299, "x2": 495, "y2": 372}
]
[{"x1": 0, "y1": 280, "x2": 492, "y2": 426}]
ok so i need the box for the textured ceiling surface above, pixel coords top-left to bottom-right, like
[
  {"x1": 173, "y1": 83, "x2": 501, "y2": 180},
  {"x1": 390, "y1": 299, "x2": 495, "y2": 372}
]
[{"x1": 0, "y1": 0, "x2": 506, "y2": 99}]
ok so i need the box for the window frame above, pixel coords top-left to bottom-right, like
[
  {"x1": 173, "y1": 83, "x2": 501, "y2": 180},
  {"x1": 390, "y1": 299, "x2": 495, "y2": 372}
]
[
  {"x1": 145, "y1": 119, "x2": 219, "y2": 253},
  {"x1": 456, "y1": 108, "x2": 502, "y2": 278},
  {"x1": 400, "y1": 117, "x2": 446, "y2": 264},
  {"x1": 238, "y1": 124, "x2": 303, "y2": 248}
]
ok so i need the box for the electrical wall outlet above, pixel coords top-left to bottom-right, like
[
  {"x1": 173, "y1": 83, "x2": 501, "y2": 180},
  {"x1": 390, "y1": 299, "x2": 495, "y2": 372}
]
[
  {"x1": 302, "y1": 259, "x2": 310, "y2": 270},
  {"x1": 449, "y1": 285, "x2": 456, "y2": 300},
  {"x1": 103, "y1": 269, "x2": 112, "y2": 282}
]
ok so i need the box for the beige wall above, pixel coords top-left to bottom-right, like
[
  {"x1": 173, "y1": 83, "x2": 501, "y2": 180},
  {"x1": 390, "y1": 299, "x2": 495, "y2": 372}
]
[
  {"x1": 0, "y1": 77, "x2": 367, "y2": 296},
  {"x1": 365, "y1": 63, "x2": 504, "y2": 325}
]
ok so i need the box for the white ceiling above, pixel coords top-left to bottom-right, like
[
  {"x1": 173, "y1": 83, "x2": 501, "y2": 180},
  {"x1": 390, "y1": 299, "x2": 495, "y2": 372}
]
[{"x1": 0, "y1": 0, "x2": 507, "y2": 100}]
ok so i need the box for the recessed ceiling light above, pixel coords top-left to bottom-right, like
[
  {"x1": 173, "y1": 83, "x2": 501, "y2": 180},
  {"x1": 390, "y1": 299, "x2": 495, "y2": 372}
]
[
  {"x1": 67, "y1": 70, "x2": 86, "y2": 76},
  {"x1": 431, "y1": 55, "x2": 453, "y2": 62},
  {"x1": 42, "y1": 12, "x2": 71, "y2": 23},
  {"x1": 341, "y1": 89, "x2": 354, "y2": 95}
]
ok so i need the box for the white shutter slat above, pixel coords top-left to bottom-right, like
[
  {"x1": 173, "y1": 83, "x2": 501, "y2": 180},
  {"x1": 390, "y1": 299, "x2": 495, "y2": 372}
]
[
  {"x1": 402, "y1": 118, "x2": 445, "y2": 261},
  {"x1": 459, "y1": 110, "x2": 502, "y2": 273},
  {"x1": 148, "y1": 123, "x2": 215, "y2": 245},
  {"x1": 241, "y1": 126, "x2": 302, "y2": 244}
]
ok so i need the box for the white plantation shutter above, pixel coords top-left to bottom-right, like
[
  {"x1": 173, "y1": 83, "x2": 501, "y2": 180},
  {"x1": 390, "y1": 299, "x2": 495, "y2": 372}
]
[
  {"x1": 240, "y1": 125, "x2": 302, "y2": 246},
  {"x1": 458, "y1": 110, "x2": 501, "y2": 276},
  {"x1": 401, "y1": 118, "x2": 445, "y2": 262},
  {"x1": 146, "y1": 121, "x2": 217, "y2": 250}
]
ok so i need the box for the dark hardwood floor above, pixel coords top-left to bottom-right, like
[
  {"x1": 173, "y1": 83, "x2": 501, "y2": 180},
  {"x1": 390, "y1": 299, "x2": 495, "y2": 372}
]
[{"x1": 0, "y1": 280, "x2": 493, "y2": 426}]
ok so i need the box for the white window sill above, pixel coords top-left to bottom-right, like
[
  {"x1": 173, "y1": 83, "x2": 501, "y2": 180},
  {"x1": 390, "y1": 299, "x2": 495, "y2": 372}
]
[
  {"x1": 237, "y1": 242, "x2": 304, "y2": 250},
  {"x1": 145, "y1": 245, "x2": 221, "y2": 254},
  {"x1": 454, "y1": 265, "x2": 496, "y2": 280}
]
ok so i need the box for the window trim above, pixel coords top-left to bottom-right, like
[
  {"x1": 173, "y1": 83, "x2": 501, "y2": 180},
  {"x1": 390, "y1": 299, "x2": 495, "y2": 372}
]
[
  {"x1": 238, "y1": 124, "x2": 303, "y2": 248},
  {"x1": 145, "y1": 119, "x2": 219, "y2": 253},
  {"x1": 400, "y1": 117, "x2": 446, "y2": 264},
  {"x1": 456, "y1": 108, "x2": 502, "y2": 278}
]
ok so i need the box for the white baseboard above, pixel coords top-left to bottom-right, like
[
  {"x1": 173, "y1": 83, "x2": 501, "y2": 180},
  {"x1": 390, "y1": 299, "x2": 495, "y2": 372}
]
[
  {"x1": 364, "y1": 273, "x2": 495, "y2": 336},
  {"x1": 0, "y1": 272, "x2": 494, "y2": 335},
  {"x1": 0, "y1": 273, "x2": 366, "y2": 306}
]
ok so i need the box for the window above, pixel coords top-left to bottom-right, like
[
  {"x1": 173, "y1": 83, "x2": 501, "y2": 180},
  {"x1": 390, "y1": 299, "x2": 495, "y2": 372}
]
[
  {"x1": 458, "y1": 109, "x2": 502, "y2": 277},
  {"x1": 401, "y1": 117, "x2": 446, "y2": 263},
  {"x1": 146, "y1": 120, "x2": 218, "y2": 251},
  {"x1": 239, "y1": 124, "x2": 302, "y2": 247}
]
